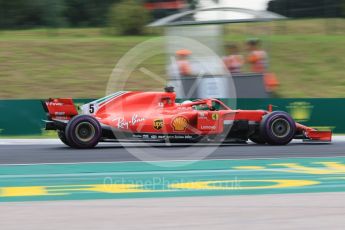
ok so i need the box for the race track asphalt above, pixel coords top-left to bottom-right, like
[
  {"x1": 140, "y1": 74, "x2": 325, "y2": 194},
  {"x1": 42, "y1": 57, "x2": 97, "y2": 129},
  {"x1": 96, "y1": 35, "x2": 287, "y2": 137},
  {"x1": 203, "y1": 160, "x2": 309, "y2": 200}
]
[
  {"x1": 2, "y1": 139, "x2": 345, "y2": 229},
  {"x1": 0, "y1": 139, "x2": 344, "y2": 164}
]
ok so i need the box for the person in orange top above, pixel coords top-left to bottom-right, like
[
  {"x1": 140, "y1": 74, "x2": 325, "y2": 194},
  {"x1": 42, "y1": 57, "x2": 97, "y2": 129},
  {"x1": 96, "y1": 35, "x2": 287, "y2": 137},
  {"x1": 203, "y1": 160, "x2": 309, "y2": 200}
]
[
  {"x1": 246, "y1": 38, "x2": 279, "y2": 92},
  {"x1": 223, "y1": 43, "x2": 244, "y2": 74},
  {"x1": 246, "y1": 38, "x2": 268, "y2": 73},
  {"x1": 176, "y1": 49, "x2": 193, "y2": 77}
]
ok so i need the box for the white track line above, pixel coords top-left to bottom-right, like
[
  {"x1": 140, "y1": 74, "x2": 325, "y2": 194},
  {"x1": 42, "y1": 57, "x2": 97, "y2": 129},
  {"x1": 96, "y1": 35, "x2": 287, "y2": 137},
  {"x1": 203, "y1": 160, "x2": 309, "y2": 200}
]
[
  {"x1": 1, "y1": 136, "x2": 344, "y2": 145},
  {"x1": 3, "y1": 155, "x2": 345, "y2": 167},
  {"x1": 0, "y1": 140, "x2": 248, "y2": 147}
]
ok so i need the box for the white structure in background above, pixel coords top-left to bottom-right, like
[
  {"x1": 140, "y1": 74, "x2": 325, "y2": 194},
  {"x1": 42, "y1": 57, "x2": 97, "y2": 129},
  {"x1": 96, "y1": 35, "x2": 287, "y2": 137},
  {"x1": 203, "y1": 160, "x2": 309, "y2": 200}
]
[
  {"x1": 196, "y1": 0, "x2": 269, "y2": 21},
  {"x1": 148, "y1": 6, "x2": 285, "y2": 99},
  {"x1": 198, "y1": 0, "x2": 270, "y2": 10}
]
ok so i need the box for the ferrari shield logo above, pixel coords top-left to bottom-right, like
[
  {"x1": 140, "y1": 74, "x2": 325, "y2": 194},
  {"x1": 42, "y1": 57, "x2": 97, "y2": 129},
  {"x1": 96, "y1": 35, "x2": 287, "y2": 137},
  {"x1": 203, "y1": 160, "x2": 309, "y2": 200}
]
[
  {"x1": 212, "y1": 113, "x2": 219, "y2": 121},
  {"x1": 153, "y1": 119, "x2": 164, "y2": 130}
]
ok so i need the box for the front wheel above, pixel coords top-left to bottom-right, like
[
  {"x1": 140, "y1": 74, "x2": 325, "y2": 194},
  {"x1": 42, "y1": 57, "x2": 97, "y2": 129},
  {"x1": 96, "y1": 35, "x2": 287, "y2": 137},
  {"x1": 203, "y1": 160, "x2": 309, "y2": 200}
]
[
  {"x1": 260, "y1": 111, "x2": 296, "y2": 145},
  {"x1": 65, "y1": 115, "x2": 102, "y2": 149}
]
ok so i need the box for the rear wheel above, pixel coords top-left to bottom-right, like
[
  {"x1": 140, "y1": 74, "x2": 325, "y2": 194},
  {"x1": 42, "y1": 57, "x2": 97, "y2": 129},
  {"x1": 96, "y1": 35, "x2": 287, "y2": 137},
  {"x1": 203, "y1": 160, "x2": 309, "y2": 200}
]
[
  {"x1": 249, "y1": 134, "x2": 266, "y2": 145},
  {"x1": 65, "y1": 115, "x2": 102, "y2": 149},
  {"x1": 260, "y1": 111, "x2": 296, "y2": 145},
  {"x1": 57, "y1": 130, "x2": 71, "y2": 147}
]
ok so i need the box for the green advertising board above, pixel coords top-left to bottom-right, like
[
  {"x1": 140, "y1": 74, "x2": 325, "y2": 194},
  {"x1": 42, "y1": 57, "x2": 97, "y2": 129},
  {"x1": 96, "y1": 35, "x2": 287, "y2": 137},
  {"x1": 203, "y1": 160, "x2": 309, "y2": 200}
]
[
  {"x1": 0, "y1": 98, "x2": 343, "y2": 136},
  {"x1": 0, "y1": 99, "x2": 92, "y2": 136}
]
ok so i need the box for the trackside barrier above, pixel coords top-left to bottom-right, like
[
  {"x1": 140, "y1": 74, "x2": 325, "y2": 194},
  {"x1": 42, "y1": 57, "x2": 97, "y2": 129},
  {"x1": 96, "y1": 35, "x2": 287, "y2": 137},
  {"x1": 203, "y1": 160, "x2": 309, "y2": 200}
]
[
  {"x1": 0, "y1": 98, "x2": 343, "y2": 136},
  {"x1": 0, "y1": 99, "x2": 91, "y2": 136}
]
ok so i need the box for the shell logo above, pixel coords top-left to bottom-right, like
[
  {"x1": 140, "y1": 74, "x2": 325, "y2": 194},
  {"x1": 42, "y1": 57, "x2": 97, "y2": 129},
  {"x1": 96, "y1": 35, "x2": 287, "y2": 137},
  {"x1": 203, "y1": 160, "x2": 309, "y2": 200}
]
[{"x1": 172, "y1": 116, "x2": 189, "y2": 132}]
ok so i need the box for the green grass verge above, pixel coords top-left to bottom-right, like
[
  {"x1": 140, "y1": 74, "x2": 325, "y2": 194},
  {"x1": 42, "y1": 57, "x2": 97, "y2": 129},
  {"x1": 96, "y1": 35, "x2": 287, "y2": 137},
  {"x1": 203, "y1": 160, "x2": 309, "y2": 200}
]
[{"x1": 0, "y1": 19, "x2": 344, "y2": 99}]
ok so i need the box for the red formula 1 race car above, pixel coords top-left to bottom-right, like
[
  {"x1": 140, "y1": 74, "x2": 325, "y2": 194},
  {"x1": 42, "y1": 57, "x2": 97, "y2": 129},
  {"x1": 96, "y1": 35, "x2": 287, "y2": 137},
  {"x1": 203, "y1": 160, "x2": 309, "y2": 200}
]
[{"x1": 42, "y1": 87, "x2": 332, "y2": 148}]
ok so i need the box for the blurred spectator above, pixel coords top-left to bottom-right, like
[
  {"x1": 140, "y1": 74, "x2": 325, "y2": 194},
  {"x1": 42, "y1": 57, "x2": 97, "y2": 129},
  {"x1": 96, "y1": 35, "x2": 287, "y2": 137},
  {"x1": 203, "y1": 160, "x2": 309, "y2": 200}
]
[
  {"x1": 246, "y1": 38, "x2": 279, "y2": 92},
  {"x1": 246, "y1": 38, "x2": 268, "y2": 73},
  {"x1": 223, "y1": 43, "x2": 244, "y2": 74},
  {"x1": 176, "y1": 49, "x2": 193, "y2": 76}
]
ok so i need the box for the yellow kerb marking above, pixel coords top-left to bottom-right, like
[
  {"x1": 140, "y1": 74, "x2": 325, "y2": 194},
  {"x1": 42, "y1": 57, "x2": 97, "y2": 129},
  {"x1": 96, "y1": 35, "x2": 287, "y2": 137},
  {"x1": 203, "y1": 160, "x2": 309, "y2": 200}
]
[
  {"x1": 1, "y1": 186, "x2": 48, "y2": 197},
  {"x1": 0, "y1": 184, "x2": 156, "y2": 197},
  {"x1": 170, "y1": 179, "x2": 318, "y2": 190},
  {"x1": 233, "y1": 162, "x2": 345, "y2": 175},
  {"x1": 48, "y1": 184, "x2": 156, "y2": 193},
  {"x1": 234, "y1": 166, "x2": 266, "y2": 170},
  {"x1": 270, "y1": 162, "x2": 345, "y2": 174},
  {"x1": 86, "y1": 184, "x2": 154, "y2": 193}
]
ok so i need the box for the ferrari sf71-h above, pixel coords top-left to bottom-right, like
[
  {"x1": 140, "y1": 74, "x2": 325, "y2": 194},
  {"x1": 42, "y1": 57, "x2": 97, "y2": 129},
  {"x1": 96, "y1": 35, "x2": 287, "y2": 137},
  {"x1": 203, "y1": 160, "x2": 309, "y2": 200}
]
[{"x1": 42, "y1": 88, "x2": 332, "y2": 148}]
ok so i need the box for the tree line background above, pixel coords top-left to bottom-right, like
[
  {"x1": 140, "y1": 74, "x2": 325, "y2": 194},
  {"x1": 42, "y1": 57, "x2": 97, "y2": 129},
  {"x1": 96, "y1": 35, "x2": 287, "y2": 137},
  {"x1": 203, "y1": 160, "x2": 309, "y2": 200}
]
[
  {"x1": 0, "y1": 0, "x2": 121, "y2": 29},
  {"x1": 268, "y1": 0, "x2": 345, "y2": 18},
  {"x1": 0, "y1": 0, "x2": 344, "y2": 29}
]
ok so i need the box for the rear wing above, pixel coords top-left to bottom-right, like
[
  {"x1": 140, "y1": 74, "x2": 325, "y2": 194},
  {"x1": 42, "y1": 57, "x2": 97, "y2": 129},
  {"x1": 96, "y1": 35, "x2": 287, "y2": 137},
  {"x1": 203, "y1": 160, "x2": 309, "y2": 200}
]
[{"x1": 42, "y1": 98, "x2": 78, "y2": 121}]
